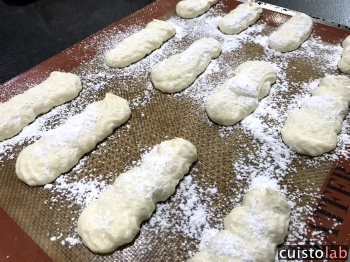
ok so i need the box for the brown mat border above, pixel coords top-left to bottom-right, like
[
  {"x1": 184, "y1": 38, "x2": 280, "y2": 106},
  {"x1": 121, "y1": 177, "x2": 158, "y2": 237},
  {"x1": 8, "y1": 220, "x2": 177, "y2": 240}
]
[{"x1": 1, "y1": 0, "x2": 350, "y2": 261}]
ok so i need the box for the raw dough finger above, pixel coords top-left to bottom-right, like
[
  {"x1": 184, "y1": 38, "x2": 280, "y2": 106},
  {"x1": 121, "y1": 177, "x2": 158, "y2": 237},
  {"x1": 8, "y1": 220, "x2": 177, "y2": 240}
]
[
  {"x1": 205, "y1": 61, "x2": 276, "y2": 125},
  {"x1": 176, "y1": 0, "x2": 218, "y2": 19},
  {"x1": 218, "y1": 0, "x2": 262, "y2": 35},
  {"x1": 77, "y1": 138, "x2": 197, "y2": 253},
  {"x1": 16, "y1": 93, "x2": 131, "y2": 186},
  {"x1": 151, "y1": 38, "x2": 222, "y2": 93},
  {"x1": 268, "y1": 13, "x2": 313, "y2": 52},
  {"x1": 338, "y1": 35, "x2": 350, "y2": 74},
  {"x1": 190, "y1": 188, "x2": 290, "y2": 262},
  {"x1": 0, "y1": 71, "x2": 82, "y2": 141},
  {"x1": 105, "y1": 19, "x2": 176, "y2": 68},
  {"x1": 281, "y1": 75, "x2": 350, "y2": 156}
]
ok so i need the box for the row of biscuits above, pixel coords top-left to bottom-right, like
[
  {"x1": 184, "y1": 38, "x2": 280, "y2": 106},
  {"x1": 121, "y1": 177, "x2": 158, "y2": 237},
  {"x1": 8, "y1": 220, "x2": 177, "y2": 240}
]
[{"x1": 0, "y1": 1, "x2": 343, "y2": 260}]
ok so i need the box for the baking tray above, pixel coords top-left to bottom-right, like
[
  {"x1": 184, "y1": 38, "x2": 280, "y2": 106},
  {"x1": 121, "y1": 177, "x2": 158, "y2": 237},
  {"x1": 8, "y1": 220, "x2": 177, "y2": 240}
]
[{"x1": 1, "y1": 0, "x2": 350, "y2": 261}]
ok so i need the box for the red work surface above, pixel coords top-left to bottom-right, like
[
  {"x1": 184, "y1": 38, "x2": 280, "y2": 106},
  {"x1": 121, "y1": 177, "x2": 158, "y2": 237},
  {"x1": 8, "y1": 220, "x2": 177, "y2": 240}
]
[
  {"x1": 0, "y1": 0, "x2": 350, "y2": 261},
  {"x1": 0, "y1": 207, "x2": 52, "y2": 262}
]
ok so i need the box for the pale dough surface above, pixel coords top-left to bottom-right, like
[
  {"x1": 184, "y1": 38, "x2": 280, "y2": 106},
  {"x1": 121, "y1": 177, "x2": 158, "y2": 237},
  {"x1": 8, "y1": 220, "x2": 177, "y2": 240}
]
[
  {"x1": 105, "y1": 19, "x2": 176, "y2": 68},
  {"x1": 281, "y1": 75, "x2": 350, "y2": 156},
  {"x1": 338, "y1": 35, "x2": 350, "y2": 74},
  {"x1": 176, "y1": 0, "x2": 218, "y2": 19},
  {"x1": 205, "y1": 61, "x2": 276, "y2": 125},
  {"x1": 151, "y1": 38, "x2": 222, "y2": 93},
  {"x1": 16, "y1": 93, "x2": 131, "y2": 186},
  {"x1": 218, "y1": 0, "x2": 262, "y2": 35},
  {"x1": 77, "y1": 138, "x2": 197, "y2": 253},
  {"x1": 190, "y1": 188, "x2": 290, "y2": 262},
  {"x1": 268, "y1": 13, "x2": 313, "y2": 52},
  {"x1": 0, "y1": 71, "x2": 82, "y2": 141}
]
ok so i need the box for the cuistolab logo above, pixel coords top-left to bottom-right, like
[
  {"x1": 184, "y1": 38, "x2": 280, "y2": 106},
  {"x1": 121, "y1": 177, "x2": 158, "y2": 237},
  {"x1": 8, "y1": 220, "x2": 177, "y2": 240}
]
[{"x1": 277, "y1": 245, "x2": 349, "y2": 260}]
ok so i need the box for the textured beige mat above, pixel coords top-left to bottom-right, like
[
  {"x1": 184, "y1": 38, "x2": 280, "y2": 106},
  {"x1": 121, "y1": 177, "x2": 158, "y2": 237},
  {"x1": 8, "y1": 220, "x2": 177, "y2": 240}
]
[{"x1": 1, "y1": 1, "x2": 349, "y2": 261}]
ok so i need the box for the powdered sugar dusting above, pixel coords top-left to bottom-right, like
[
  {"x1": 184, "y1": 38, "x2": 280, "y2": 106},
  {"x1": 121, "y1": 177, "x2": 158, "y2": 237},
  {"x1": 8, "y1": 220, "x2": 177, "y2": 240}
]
[
  {"x1": 145, "y1": 168, "x2": 221, "y2": 257},
  {"x1": 0, "y1": 1, "x2": 349, "y2": 260},
  {"x1": 0, "y1": 100, "x2": 84, "y2": 162},
  {"x1": 35, "y1": 104, "x2": 99, "y2": 158}
]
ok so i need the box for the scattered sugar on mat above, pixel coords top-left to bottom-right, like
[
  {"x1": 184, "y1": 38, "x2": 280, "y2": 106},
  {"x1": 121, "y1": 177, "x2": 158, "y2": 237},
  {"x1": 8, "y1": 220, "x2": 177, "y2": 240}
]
[{"x1": 0, "y1": 2, "x2": 349, "y2": 260}]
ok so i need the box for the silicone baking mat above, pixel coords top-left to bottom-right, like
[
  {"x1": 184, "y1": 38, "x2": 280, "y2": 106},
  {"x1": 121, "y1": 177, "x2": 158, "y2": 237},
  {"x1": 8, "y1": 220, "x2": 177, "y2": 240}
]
[{"x1": 1, "y1": 0, "x2": 350, "y2": 261}]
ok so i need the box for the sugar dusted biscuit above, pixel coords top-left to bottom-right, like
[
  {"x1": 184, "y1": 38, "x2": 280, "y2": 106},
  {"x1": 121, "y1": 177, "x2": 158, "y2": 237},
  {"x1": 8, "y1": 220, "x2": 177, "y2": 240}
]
[
  {"x1": 176, "y1": 0, "x2": 218, "y2": 19},
  {"x1": 218, "y1": 0, "x2": 262, "y2": 35},
  {"x1": 338, "y1": 35, "x2": 350, "y2": 74},
  {"x1": 0, "y1": 71, "x2": 82, "y2": 141},
  {"x1": 77, "y1": 138, "x2": 197, "y2": 253},
  {"x1": 190, "y1": 188, "x2": 290, "y2": 262},
  {"x1": 268, "y1": 13, "x2": 313, "y2": 52},
  {"x1": 16, "y1": 93, "x2": 131, "y2": 186},
  {"x1": 205, "y1": 61, "x2": 276, "y2": 125},
  {"x1": 105, "y1": 19, "x2": 176, "y2": 68},
  {"x1": 282, "y1": 75, "x2": 350, "y2": 156},
  {"x1": 151, "y1": 38, "x2": 222, "y2": 93}
]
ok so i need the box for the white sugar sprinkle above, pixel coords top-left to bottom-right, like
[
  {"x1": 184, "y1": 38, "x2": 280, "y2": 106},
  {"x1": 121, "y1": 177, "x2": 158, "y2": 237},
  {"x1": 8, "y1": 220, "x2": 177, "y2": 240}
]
[{"x1": 0, "y1": 2, "x2": 348, "y2": 259}]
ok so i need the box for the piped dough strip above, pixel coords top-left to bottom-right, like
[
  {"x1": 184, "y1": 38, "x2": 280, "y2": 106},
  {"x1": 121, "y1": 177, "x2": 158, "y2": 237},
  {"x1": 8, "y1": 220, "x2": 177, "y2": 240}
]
[
  {"x1": 77, "y1": 138, "x2": 197, "y2": 253},
  {"x1": 0, "y1": 71, "x2": 82, "y2": 141},
  {"x1": 268, "y1": 13, "x2": 313, "y2": 52},
  {"x1": 218, "y1": 0, "x2": 262, "y2": 35},
  {"x1": 205, "y1": 61, "x2": 276, "y2": 125},
  {"x1": 176, "y1": 0, "x2": 218, "y2": 19},
  {"x1": 105, "y1": 19, "x2": 176, "y2": 68},
  {"x1": 281, "y1": 75, "x2": 350, "y2": 156},
  {"x1": 16, "y1": 93, "x2": 131, "y2": 186},
  {"x1": 338, "y1": 35, "x2": 350, "y2": 74},
  {"x1": 190, "y1": 188, "x2": 290, "y2": 262},
  {"x1": 151, "y1": 38, "x2": 222, "y2": 93}
]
